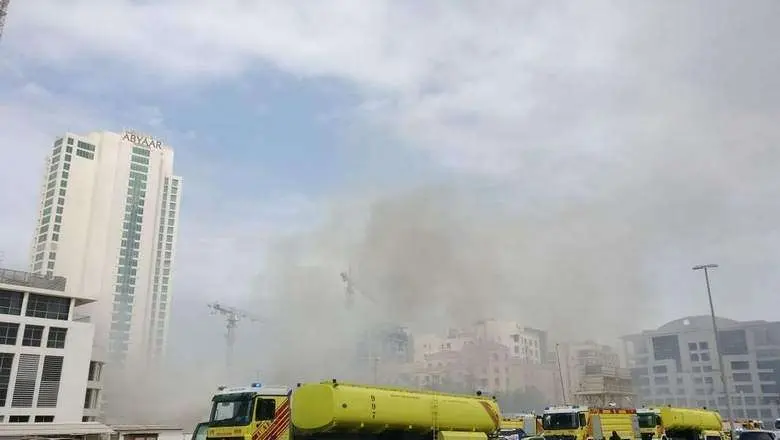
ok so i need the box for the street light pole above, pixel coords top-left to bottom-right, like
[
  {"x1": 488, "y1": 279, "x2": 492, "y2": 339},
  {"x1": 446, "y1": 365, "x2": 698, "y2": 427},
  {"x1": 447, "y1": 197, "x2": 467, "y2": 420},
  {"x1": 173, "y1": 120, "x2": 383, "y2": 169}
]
[{"x1": 693, "y1": 264, "x2": 736, "y2": 440}]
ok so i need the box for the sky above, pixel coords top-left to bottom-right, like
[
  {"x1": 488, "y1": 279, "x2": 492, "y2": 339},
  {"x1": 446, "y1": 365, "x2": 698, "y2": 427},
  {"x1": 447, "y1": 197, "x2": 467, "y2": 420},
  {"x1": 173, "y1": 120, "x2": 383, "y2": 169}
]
[{"x1": 2, "y1": 0, "x2": 780, "y2": 389}]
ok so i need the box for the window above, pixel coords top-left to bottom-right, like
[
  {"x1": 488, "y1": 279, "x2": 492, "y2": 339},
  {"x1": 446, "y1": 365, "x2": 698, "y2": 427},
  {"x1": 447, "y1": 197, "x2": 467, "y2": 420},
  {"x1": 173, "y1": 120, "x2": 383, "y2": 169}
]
[
  {"x1": 0, "y1": 353, "x2": 13, "y2": 406},
  {"x1": 0, "y1": 291, "x2": 23, "y2": 315},
  {"x1": 688, "y1": 342, "x2": 698, "y2": 350},
  {"x1": 652, "y1": 365, "x2": 667, "y2": 374},
  {"x1": 37, "y1": 355, "x2": 63, "y2": 407},
  {"x1": 9, "y1": 415, "x2": 30, "y2": 423},
  {"x1": 88, "y1": 361, "x2": 102, "y2": 381},
  {"x1": 737, "y1": 432, "x2": 775, "y2": 440},
  {"x1": 699, "y1": 342, "x2": 709, "y2": 350},
  {"x1": 25, "y1": 294, "x2": 70, "y2": 320},
  {"x1": 75, "y1": 149, "x2": 94, "y2": 160},
  {"x1": 731, "y1": 361, "x2": 750, "y2": 370},
  {"x1": 77, "y1": 141, "x2": 95, "y2": 151},
  {"x1": 12, "y1": 354, "x2": 39, "y2": 407},
  {"x1": 0, "y1": 322, "x2": 19, "y2": 345},
  {"x1": 733, "y1": 372, "x2": 752, "y2": 382},
  {"x1": 34, "y1": 415, "x2": 54, "y2": 423},
  {"x1": 22, "y1": 325, "x2": 44, "y2": 346},
  {"x1": 47, "y1": 327, "x2": 67, "y2": 349},
  {"x1": 700, "y1": 352, "x2": 711, "y2": 361}
]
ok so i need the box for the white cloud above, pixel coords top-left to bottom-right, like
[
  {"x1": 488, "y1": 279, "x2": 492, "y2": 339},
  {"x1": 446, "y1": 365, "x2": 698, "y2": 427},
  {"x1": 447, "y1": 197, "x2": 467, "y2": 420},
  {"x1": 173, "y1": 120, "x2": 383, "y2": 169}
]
[{"x1": 7, "y1": 1, "x2": 780, "y2": 181}]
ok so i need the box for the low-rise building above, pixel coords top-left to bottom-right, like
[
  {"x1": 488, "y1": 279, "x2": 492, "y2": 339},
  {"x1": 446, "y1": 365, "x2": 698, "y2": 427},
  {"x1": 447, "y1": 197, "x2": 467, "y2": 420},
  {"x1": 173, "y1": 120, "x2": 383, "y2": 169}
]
[{"x1": 0, "y1": 268, "x2": 100, "y2": 423}]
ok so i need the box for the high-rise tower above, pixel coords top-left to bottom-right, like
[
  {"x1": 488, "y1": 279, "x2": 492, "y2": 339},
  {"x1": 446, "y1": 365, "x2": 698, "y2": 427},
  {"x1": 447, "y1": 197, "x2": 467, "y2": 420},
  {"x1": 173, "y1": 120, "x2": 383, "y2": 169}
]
[{"x1": 30, "y1": 130, "x2": 182, "y2": 369}]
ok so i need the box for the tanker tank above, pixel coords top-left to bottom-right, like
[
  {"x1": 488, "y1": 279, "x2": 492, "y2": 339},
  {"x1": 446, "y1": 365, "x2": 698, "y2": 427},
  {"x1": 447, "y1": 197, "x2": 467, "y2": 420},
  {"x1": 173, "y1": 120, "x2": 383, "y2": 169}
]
[
  {"x1": 659, "y1": 407, "x2": 722, "y2": 431},
  {"x1": 292, "y1": 381, "x2": 502, "y2": 436}
]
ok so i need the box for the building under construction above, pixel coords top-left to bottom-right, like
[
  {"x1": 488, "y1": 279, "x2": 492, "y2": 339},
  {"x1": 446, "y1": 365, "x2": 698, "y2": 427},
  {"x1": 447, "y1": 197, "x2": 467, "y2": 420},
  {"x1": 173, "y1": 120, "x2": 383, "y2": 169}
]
[
  {"x1": 573, "y1": 364, "x2": 636, "y2": 407},
  {"x1": 355, "y1": 323, "x2": 414, "y2": 383}
]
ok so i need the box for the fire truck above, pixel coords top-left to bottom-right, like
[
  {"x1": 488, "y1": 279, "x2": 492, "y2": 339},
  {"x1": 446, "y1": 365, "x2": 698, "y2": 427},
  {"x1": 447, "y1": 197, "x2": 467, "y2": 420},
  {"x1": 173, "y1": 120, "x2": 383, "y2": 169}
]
[
  {"x1": 542, "y1": 405, "x2": 640, "y2": 440},
  {"x1": 637, "y1": 407, "x2": 722, "y2": 440},
  {"x1": 205, "y1": 380, "x2": 503, "y2": 440}
]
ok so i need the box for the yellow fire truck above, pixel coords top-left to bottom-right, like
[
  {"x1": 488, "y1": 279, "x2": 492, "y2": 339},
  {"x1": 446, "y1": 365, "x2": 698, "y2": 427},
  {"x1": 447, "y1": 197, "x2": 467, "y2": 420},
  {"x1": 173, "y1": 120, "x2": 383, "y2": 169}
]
[
  {"x1": 541, "y1": 405, "x2": 640, "y2": 440},
  {"x1": 205, "y1": 380, "x2": 502, "y2": 440},
  {"x1": 636, "y1": 407, "x2": 722, "y2": 440}
]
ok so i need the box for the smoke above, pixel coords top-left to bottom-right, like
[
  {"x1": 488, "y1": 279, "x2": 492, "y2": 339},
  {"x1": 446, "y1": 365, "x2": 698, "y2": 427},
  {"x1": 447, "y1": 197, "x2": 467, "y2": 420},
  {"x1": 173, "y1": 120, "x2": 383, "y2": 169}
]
[
  {"x1": 236, "y1": 182, "x2": 656, "y2": 385},
  {"x1": 101, "y1": 363, "x2": 223, "y2": 428},
  {"x1": 237, "y1": 134, "x2": 780, "y2": 384}
]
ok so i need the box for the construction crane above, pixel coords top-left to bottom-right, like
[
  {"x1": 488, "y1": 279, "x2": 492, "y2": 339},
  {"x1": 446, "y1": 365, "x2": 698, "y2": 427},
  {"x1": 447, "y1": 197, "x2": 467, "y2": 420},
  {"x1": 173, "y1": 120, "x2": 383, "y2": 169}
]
[
  {"x1": 207, "y1": 302, "x2": 260, "y2": 371},
  {"x1": 0, "y1": 0, "x2": 9, "y2": 42},
  {"x1": 340, "y1": 268, "x2": 375, "y2": 309},
  {"x1": 339, "y1": 269, "x2": 382, "y2": 382}
]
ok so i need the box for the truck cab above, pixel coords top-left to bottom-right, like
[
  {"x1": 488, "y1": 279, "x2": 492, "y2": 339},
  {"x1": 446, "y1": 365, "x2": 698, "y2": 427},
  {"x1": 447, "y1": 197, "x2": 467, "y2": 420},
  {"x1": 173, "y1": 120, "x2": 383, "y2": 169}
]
[
  {"x1": 636, "y1": 408, "x2": 661, "y2": 440},
  {"x1": 206, "y1": 383, "x2": 291, "y2": 440},
  {"x1": 542, "y1": 405, "x2": 640, "y2": 440}
]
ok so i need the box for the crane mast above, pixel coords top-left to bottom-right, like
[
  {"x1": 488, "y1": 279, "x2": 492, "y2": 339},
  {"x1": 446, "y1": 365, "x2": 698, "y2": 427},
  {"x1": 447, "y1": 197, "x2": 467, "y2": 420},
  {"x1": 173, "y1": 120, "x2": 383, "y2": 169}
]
[
  {"x1": 207, "y1": 302, "x2": 259, "y2": 372},
  {"x1": 340, "y1": 269, "x2": 380, "y2": 383},
  {"x1": 0, "y1": 0, "x2": 9, "y2": 42}
]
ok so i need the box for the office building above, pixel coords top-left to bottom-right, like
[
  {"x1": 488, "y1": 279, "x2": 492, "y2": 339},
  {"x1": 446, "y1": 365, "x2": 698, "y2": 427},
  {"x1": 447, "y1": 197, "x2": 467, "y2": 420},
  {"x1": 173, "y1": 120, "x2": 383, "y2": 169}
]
[
  {"x1": 622, "y1": 316, "x2": 780, "y2": 423},
  {"x1": 0, "y1": 268, "x2": 104, "y2": 423},
  {"x1": 29, "y1": 130, "x2": 182, "y2": 368}
]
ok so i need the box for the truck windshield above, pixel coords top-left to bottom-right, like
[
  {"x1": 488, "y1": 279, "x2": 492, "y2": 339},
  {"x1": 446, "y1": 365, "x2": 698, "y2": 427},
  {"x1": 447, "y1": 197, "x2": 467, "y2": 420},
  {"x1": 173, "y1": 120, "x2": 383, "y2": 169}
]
[
  {"x1": 192, "y1": 422, "x2": 209, "y2": 440},
  {"x1": 637, "y1": 414, "x2": 657, "y2": 429},
  {"x1": 210, "y1": 397, "x2": 253, "y2": 426},
  {"x1": 543, "y1": 413, "x2": 579, "y2": 430}
]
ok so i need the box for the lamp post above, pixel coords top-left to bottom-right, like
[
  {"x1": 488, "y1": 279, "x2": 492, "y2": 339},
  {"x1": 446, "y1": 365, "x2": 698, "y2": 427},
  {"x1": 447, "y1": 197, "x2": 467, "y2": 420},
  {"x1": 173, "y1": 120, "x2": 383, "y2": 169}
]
[{"x1": 692, "y1": 264, "x2": 735, "y2": 439}]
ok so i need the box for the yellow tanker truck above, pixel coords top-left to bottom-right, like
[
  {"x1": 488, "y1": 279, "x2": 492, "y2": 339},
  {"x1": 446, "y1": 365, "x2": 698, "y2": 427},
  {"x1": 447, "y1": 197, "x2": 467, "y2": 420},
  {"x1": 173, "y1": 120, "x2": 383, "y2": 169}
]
[
  {"x1": 636, "y1": 407, "x2": 722, "y2": 440},
  {"x1": 206, "y1": 380, "x2": 502, "y2": 440}
]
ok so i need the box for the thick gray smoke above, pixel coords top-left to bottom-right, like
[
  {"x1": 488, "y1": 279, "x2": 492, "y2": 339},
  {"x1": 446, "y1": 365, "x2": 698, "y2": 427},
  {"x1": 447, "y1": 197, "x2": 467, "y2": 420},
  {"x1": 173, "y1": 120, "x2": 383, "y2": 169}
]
[{"x1": 241, "y1": 153, "x2": 780, "y2": 384}]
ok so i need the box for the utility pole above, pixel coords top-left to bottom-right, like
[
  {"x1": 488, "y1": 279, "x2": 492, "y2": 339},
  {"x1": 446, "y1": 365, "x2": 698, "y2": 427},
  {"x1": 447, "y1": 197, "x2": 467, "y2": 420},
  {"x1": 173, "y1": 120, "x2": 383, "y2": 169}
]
[
  {"x1": 693, "y1": 264, "x2": 735, "y2": 440},
  {"x1": 207, "y1": 302, "x2": 260, "y2": 373},
  {"x1": 555, "y1": 343, "x2": 567, "y2": 404}
]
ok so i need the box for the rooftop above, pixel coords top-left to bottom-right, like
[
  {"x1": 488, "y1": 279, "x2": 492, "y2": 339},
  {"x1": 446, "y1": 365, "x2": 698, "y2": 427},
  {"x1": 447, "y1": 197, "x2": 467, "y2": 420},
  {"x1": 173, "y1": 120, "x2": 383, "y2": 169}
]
[
  {"x1": 0, "y1": 267, "x2": 97, "y2": 304},
  {"x1": 0, "y1": 267, "x2": 66, "y2": 291}
]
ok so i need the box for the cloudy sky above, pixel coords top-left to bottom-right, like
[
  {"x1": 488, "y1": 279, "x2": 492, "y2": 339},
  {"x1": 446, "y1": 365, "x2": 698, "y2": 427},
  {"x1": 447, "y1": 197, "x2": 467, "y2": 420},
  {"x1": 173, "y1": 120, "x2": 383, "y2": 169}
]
[{"x1": 2, "y1": 0, "x2": 780, "y2": 372}]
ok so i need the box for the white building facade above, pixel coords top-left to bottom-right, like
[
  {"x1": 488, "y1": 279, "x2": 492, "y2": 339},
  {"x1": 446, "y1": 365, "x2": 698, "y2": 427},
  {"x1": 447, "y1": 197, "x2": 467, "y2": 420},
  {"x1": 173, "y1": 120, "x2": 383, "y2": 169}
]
[
  {"x1": 29, "y1": 131, "x2": 182, "y2": 368},
  {"x1": 0, "y1": 268, "x2": 102, "y2": 423},
  {"x1": 473, "y1": 319, "x2": 544, "y2": 363},
  {"x1": 622, "y1": 316, "x2": 780, "y2": 424}
]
